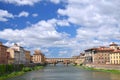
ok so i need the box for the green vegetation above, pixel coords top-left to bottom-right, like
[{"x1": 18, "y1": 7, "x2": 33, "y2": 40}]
[
  {"x1": 0, "y1": 64, "x2": 44, "y2": 80},
  {"x1": 0, "y1": 64, "x2": 24, "y2": 75},
  {"x1": 77, "y1": 66, "x2": 120, "y2": 74},
  {"x1": 33, "y1": 66, "x2": 44, "y2": 70},
  {"x1": 0, "y1": 71, "x2": 24, "y2": 80}
]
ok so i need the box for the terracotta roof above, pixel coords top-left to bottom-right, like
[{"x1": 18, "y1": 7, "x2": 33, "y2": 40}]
[
  {"x1": 109, "y1": 42, "x2": 118, "y2": 46},
  {"x1": 96, "y1": 48, "x2": 114, "y2": 52},
  {"x1": 85, "y1": 47, "x2": 114, "y2": 52},
  {"x1": 113, "y1": 50, "x2": 120, "y2": 53},
  {"x1": 33, "y1": 50, "x2": 43, "y2": 55},
  {"x1": 85, "y1": 48, "x2": 98, "y2": 51},
  {"x1": 0, "y1": 43, "x2": 8, "y2": 48}
]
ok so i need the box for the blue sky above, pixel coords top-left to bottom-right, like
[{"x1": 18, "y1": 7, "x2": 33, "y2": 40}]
[{"x1": 0, "y1": 0, "x2": 120, "y2": 58}]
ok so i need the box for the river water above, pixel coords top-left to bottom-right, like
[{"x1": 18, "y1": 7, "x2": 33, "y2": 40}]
[{"x1": 8, "y1": 63, "x2": 120, "y2": 80}]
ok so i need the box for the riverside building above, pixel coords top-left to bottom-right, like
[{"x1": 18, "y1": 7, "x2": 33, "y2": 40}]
[
  {"x1": 32, "y1": 50, "x2": 45, "y2": 64},
  {"x1": 0, "y1": 42, "x2": 9, "y2": 64}
]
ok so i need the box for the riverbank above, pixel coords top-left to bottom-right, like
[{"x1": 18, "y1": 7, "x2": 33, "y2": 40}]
[
  {"x1": 0, "y1": 66, "x2": 44, "y2": 80},
  {"x1": 77, "y1": 66, "x2": 120, "y2": 74}
]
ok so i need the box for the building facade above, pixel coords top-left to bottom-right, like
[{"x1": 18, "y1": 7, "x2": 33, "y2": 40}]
[
  {"x1": 84, "y1": 48, "x2": 96, "y2": 64},
  {"x1": 75, "y1": 53, "x2": 85, "y2": 65},
  {"x1": 109, "y1": 42, "x2": 120, "y2": 64},
  {"x1": 7, "y1": 48, "x2": 20, "y2": 64},
  {"x1": 7, "y1": 44, "x2": 26, "y2": 64},
  {"x1": 0, "y1": 42, "x2": 9, "y2": 64},
  {"x1": 84, "y1": 42, "x2": 120, "y2": 65},
  {"x1": 32, "y1": 50, "x2": 45, "y2": 64},
  {"x1": 110, "y1": 50, "x2": 120, "y2": 64},
  {"x1": 25, "y1": 50, "x2": 31, "y2": 64},
  {"x1": 93, "y1": 47, "x2": 113, "y2": 64}
]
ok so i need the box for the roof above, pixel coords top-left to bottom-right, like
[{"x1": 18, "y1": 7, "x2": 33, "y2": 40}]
[
  {"x1": 85, "y1": 47, "x2": 114, "y2": 52},
  {"x1": 109, "y1": 42, "x2": 118, "y2": 46},
  {"x1": 33, "y1": 50, "x2": 43, "y2": 55},
  {"x1": 85, "y1": 48, "x2": 98, "y2": 51},
  {"x1": 96, "y1": 48, "x2": 114, "y2": 52},
  {"x1": 113, "y1": 50, "x2": 120, "y2": 53},
  {"x1": 0, "y1": 42, "x2": 8, "y2": 48}
]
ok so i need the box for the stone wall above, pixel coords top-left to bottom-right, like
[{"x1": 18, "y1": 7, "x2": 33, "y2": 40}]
[{"x1": 85, "y1": 64, "x2": 120, "y2": 70}]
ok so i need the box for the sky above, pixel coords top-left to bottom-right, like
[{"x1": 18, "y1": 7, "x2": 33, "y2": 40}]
[{"x1": 0, "y1": 0, "x2": 120, "y2": 58}]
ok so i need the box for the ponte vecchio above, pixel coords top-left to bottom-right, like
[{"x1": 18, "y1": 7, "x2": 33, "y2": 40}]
[{"x1": 46, "y1": 58, "x2": 76, "y2": 65}]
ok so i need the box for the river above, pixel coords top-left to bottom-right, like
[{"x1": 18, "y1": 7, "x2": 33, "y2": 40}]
[{"x1": 8, "y1": 63, "x2": 120, "y2": 80}]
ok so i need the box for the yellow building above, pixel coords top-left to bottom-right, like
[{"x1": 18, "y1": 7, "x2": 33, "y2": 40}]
[
  {"x1": 109, "y1": 42, "x2": 120, "y2": 64},
  {"x1": 25, "y1": 50, "x2": 31, "y2": 64},
  {"x1": 110, "y1": 50, "x2": 120, "y2": 64},
  {"x1": 7, "y1": 48, "x2": 20, "y2": 64}
]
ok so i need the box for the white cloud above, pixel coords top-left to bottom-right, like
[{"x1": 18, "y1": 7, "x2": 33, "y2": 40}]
[
  {"x1": 32, "y1": 13, "x2": 38, "y2": 17},
  {"x1": 0, "y1": 19, "x2": 69, "y2": 48},
  {"x1": 57, "y1": 20, "x2": 70, "y2": 26},
  {"x1": 58, "y1": 0, "x2": 120, "y2": 27},
  {"x1": 0, "y1": 18, "x2": 73, "y2": 57},
  {"x1": 56, "y1": 0, "x2": 120, "y2": 56},
  {"x1": 18, "y1": 11, "x2": 29, "y2": 17},
  {"x1": 1, "y1": 0, "x2": 120, "y2": 57},
  {"x1": 58, "y1": 51, "x2": 68, "y2": 57},
  {"x1": 0, "y1": 9, "x2": 14, "y2": 22},
  {"x1": 50, "y1": 0, "x2": 60, "y2": 4},
  {"x1": 0, "y1": 0, "x2": 41, "y2": 6},
  {"x1": 59, "y1": 51, "x2": 67, "y2": 54}
]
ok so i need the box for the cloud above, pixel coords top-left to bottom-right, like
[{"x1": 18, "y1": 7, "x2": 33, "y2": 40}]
[
  {"x1": 0, "y1": 9, "x2": 14, "y2": 22},
  {"x1": 49, "y1": 0, "x2": 60, "y2": 4},
  {"x1": 0, "y1": 18, "x2": 72, "y2": 57},
  {"x1": 57, "y1": 0, "x2": 120, "y2": 27},
  {"x1": 32, "y1": 13, "x2": 38, "y2": 17},
  {"x1": 1, "y1": 0, "x2": 120, "y2": 57},
  {"x1": 58, "y1": 51, "x2": 68, "y2": 57},
  {"x1": 18, "y1": 11, "x2": 29, "y2": 17},
  {"x1": 0, "y1": 19, "x2": 69, "y2": 48},
  {"x1": 0, "y1": 0, "x2": 41, "y2": 6},
  {"x1": 58, "y1": 1, "x2": 120, "y2": 36},
  {"x1": 56, "y1": 0, "x2": 120, "y2": 55}
]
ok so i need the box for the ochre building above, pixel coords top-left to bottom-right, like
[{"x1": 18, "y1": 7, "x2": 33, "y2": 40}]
[
  {"x1": 0, "y1": 42, "x2": 9, "y2": 64},
  {"x1": 32, "y1": 50, "x2": 45, "y2": 64},
  {"x1": 109, "y1": 42, "x2": 120, "y2": 64},
  {"x1": 25, "y1": 50, "x2": 31, "y2": 64}
]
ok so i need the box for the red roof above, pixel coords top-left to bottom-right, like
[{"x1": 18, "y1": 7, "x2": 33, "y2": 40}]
[
  {"x1": 96, "y1": 48, "x2": 114, "y2": 52},
  {"x1": 113, "y1": 50, "x2": 120, "y2": 53},
  {"x1": 85, "y1": 47, "x2": 114, "y2": 52}
]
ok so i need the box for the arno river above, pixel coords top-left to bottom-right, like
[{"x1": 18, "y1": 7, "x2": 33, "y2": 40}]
[{"x1": 8, "y1": 64, "x2": 120, "y2": 80}]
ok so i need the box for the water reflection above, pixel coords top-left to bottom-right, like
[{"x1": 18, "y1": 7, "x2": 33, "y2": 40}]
[{"x1": 7, "y1": 63, "x2": 120, "y2": 80}]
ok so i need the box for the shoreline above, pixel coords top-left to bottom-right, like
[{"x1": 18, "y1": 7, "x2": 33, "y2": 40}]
[
  {"x1": 76, "y1": 65, "x2": 120, "y2": 74},
  {"x1": 0, "y1": 66, "x2": 44, "y2": 80}
]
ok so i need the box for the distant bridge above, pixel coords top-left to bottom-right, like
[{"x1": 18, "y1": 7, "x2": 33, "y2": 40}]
[{"x1": 46, "y1": 58, "x2": 76, "y2": 66}]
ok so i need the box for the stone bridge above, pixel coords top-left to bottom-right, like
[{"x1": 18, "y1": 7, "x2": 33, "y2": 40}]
[{"x1": 46, "y1": 58, "x2": 76, "y2": 66}]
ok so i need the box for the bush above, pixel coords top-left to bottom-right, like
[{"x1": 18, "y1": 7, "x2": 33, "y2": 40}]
[
  {"x1": 7, "y1": 64, "x2": 14, "y2": 72},
  {"x1": 22, "y1": 67, "x2": 32, "y2": 72},
  {"x1": 0, "y1": 64, "x2": 6, "y2": 74}
]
